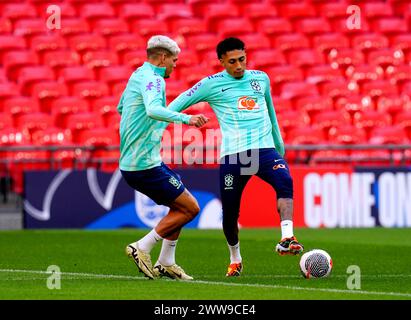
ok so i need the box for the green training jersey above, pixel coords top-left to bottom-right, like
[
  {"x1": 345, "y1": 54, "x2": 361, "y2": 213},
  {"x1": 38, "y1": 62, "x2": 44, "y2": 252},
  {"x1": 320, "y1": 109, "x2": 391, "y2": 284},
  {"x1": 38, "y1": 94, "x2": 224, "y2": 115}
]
[
  {"x1": 118, "y1": 62, "x2": 192, "y2": 171},
  {"x1": 168, "y1": 70, "x2": 285, "y2": 158}
]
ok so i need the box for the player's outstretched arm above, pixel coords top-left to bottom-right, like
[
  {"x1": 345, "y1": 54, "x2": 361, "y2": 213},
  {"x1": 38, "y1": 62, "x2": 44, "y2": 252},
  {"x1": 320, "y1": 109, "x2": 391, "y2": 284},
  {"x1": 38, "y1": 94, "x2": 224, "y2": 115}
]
[{"x1": 168, "y1": 79, "x2": 209, "y2": 113}]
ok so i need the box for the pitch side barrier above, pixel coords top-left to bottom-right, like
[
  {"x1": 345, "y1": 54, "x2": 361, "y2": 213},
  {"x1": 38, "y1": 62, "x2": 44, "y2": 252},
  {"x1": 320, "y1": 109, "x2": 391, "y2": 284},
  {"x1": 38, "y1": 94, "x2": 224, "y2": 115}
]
[{"x1": 2, "y1": 144, "x2": 407, "y2": 229}]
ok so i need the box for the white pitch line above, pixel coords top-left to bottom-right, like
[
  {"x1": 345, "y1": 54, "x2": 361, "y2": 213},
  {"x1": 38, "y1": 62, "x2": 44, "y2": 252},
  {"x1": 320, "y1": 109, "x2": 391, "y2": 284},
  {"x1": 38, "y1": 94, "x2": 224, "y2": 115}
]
[{"x1": 1, "y1": 269, "x2": 410, "y2": 298}]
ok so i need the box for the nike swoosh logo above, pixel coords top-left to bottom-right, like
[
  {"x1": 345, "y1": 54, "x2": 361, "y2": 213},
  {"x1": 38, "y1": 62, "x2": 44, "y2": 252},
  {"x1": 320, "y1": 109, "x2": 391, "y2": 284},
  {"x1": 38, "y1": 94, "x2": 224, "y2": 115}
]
[
  {"x1": 221, "y1": 88, "x2": 232, "y2": 92},
  {"x1": 274, "y1": 159, "x2": 283, "y2": 162}
]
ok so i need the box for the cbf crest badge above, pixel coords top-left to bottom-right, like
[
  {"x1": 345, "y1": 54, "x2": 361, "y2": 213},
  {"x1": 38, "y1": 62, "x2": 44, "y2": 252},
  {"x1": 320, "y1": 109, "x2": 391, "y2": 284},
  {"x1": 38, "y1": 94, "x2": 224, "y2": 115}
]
[{"x1": 250, "y1": 80, "x2": 261, "y2": 92}]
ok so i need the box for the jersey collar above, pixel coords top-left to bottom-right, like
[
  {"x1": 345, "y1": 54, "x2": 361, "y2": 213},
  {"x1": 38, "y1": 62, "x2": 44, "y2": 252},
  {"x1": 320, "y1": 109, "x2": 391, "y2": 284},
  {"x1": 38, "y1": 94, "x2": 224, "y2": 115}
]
[
  {"x1": 222, "y1": 69, "x2": 248, "y2": 80},
  {"x1": 143, "y1": 62, "x2": 166, "y2": 78}
]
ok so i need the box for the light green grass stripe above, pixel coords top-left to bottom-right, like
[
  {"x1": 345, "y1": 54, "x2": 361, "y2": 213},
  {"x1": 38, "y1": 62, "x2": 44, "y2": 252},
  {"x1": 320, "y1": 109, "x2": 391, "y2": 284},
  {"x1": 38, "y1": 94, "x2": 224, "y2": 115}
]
[{"x1": 1, "y1": 269, "x2": 410, "y2": 298}]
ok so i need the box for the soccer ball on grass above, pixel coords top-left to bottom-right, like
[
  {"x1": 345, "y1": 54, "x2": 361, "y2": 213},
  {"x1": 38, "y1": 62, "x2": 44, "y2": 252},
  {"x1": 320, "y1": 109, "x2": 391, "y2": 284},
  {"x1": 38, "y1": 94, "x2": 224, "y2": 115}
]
[{"x1": 299, "y1": 249, "x2": 332, "y2": 279}]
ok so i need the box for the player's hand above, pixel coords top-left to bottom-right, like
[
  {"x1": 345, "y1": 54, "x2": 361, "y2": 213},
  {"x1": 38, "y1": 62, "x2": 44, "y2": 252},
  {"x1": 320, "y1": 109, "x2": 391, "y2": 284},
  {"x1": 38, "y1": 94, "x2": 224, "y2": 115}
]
[{"x1": 189, "y1": 114, "x2": 209, "y2": 128}]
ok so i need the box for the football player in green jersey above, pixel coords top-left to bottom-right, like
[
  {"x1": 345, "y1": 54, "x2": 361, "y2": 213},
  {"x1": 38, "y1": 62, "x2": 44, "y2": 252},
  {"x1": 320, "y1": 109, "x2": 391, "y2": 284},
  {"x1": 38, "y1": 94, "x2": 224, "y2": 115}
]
[
  {"x1": 119, "y1": 35, "x2": 208, "y2": 280},
  {"x1": 169, "y1": 37, "x2": 304, "y2": 277}
]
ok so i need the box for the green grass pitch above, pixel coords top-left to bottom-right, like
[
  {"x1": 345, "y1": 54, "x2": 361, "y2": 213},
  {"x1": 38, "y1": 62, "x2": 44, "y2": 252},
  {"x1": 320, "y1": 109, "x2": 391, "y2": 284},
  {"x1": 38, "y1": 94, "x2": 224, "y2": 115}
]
[{"x1": 0, "y1": 228, "x2": 410, "y2": 300}]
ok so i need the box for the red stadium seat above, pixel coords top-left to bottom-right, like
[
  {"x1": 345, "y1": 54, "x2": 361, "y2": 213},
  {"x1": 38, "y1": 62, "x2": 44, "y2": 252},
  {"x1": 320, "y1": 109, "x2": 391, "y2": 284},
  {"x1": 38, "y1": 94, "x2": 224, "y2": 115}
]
[
  {"x1": 216, "y1": 18, "x2": 254, "y2": 38},
  {"x1": 255, "y1": 18, "x2": 293, "y2": 41},
  {"x1": 279, "y1": 3, "x2": 316, "y2": 20},
  {"x1": 372, "y1": 18, "x2": 408, "y2": 38},
  {"x1": 0, "y1": 113, "x2": 13, "y2": 130},
  {"x1": 0, "y1": 35, "x2": 26, "y2": 64},
  {"x1": 318, "y1": 2, "x2": 347, "y2": 20},
  {"x1": 305, "y1": 65, "x2": 344, "y2": 86},
  {"x1": 363, "y1": 3, "x2": 394, "y2": 22},
  {"x1": 108, "y1": 34, "x2": 145, "y2": 61},
  {"x1": 18, "y1": 66, "x2": 55, "y2": 95},
  {"x1": 168, "y1": 18, "x2": 207, "y2": 37},
  {"x1": 121, "y1": 49, "x2": 148, "y2": 69},
  {"x1": 275, "y1": 34, "x2": 310, "y2": 53},
  {"x1": 391, "y1": 34, "x2": 411, "y2": 53},
  {"x1": 287, "y1": 126, "x2": 326, "y2": 144},
  {"x1": 0, "y1": 83, "x2": 19, "y2": 110},
  {"x1": 3, "y1": 97, "x2": 40, "y2": 120},
  {"x1": 335, "y1": 95, "x2": 374, "y2": 119},
  {"x1": 242, "y1": 3, "x2": 278, "y2": 25},
  {"x1": 81, "y1": 3, "x2": 115, "y2": 28},
  {"x1": 346, "y1": 64, "x2": 385, "y2": 86},
  {"x1": 65, "y1": 112, "x2": 105, "y2": 142},
  {"x1": 31, "y1": 82, "x2": 69, "y2": 113},
  {"x1": 294, "y1": 18, "x2": 332, "y2": 38},
  {"x1": 157, "y1": 4, "x2": 194, "y2": 21},
  {"x1": 394, "y1": 110, "x2": 411, "y2": 140},
  {"x1": 83, "y1": 50, "x2": 119, "y2": 71},
  {"x1": 328, "y1": 125, "x2": 367, "y2": 145},
  {"x1": 57, "y1": 18, "x2": 90, "y2": 38},
  {"x1": 0, "y1": 18, "x2": 12, "y2": 34},
  {"x1": 58, "y1": 66, "x2": 95, "y2": 88},
  {"x1": 368, "y1": 48, "x2": 405, "y2": 70},
  {"x1": 312, "y1": 110, "x2": 351, "y2": 137},
  {"x1": 3, "y1": 50, "x2": 39, "y2": 81},
  {"x1": 328, "y1": 48, "x2": 365, "y2": 71},
  {"x1": 276, "y1": 110, "x2": 310, "y2": 134},
  {"x1": 249, "y1": 49, "x2": 286, "y2": 70},
  {"x1": 105, "y1": 112, "x2": 121, "y2": 130},
  {"x1": 118, "y1": 3, "x2": 155, "y2": 25},
  {"x1": 15, "y1": 112, "x2": 53, "y2": 135},
  {"x1": 204, "y1": 4, "x2": 240, "y2": 32},
  {"x1": 130, "y1": 19, "x2": 169, "y2": 39},
  {"x1": 43, "y1": 50, "x2": 81, "y2": 74},
  {"x1": 31, "y1": 127, "x2": 73, "y2": 146},
  {"x1": 370, "y1": 125, "x2": 409, "y2": 145},
  {"x1": 386, "y1": 65, "x2": 411, "y2": 89},
  {"x1": 178, "y1": 66, "x2": 210, "y2": 86},
  {"x1": 91, "y1": 96, "x2": 119, "y2": 117},
  {"x1": 353, "y1": 110, "x2": 392, "y2": 137},
  {"x1": 68, "y1": 34, "x2": 106, "y2": 53},
  {"x1": 72, "y1": 81, "x2": 110, "y2": 100},
  {"x1": 93, "y1": 19, "x2": 129, "y2": 37},
  {"x1": 173, "y1": 49, "x2": 199, "y2": 69},
  {"x1": 361, "y1": 80, "x2": 398, "y2": 99},
  {"x1": 165, "y1": 80, "x2": 187, "y2": 103},
  {"x1": 320, "y1": 80, "x2": 359, "y2": 102},
  {"x1": 280, "y1": 82, "x2": 319, "y2": 102},
  {"x1": 287, "y1": 49, "x2": 324, "y2": 70},
  {"x1": 352, "y1": 33, "x2": 389, "y2": 54},
  {"x1": 2, "y1": 4, "x2": 37, "y2": 23},
  {"x1": 272, "y1": 97, "x2": 293, "y2": 114},
  {"x1": 266, "y1": 66, "x2": 304, "y2": 96},
  {"x1": 230, "y1": 34, "x2": 272, "y2": 55},
  {"x1": 313, "y1": 34, "x2": 350, "y2": 57},
  {"x1": 30, "y1": 34, "x2": 67, "y2": 61},
  {"x1": 295, "y1": 96, "x2": 334, "y2": 118},
  {"x1": 14, "y1": 19, "x2": 48, "y2": 42},
  {"x1": 51, "y1": 97, "x2": 89, "y2": 127},
  {"x1": 185, "y1": 33, "x2": 219, "y2": 54}
]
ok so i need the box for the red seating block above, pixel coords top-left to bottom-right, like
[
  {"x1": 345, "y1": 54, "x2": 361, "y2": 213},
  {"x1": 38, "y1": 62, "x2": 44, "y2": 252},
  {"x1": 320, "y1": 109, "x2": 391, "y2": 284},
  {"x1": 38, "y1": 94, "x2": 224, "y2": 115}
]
[
  {"x1": 18, "y1": 66, "x2": 55, "y2": 95},
  {"x1": 369, "y1": 125, "x2": 409, "y2": 145},
  {"x1": 65, "y1": 112, "x2": 105, "y2": 142},
  {"x1": 204, "y1": 4, "x2": 240, "y2": 32},
  {"x1": 3, "y1": 50, "x2": 39, "y2": 81},
  {"x1": 328, "y1": 48, "x2": 365, "y2": 70},
  {"x1": 68, "y1": 34, "x2": 106, "y2": 53},
  {"x1": 312, "y1": 110, "x2": 351, "y2": 136},
  {"x1": 0, "y1": 35, "x2": 26, "y2": 64},
  {"x1": 0, "y1": 113, "x2": 13, "y2": 130},
  {"x1": 72, "y1": 81, "x2": 110, "y2": 100},
  {"x1": 51, "y1": 97, "x2": 89, "y2": 127},
  {"x1": 328, "y1": 125, "x2": 367, "y2": 145},
  {"x1": 15, "y1": 112, "x2": 53, "y2": 135},
  {"x1": 275, "y1": 34, "x2": 310, "y2": 53},
  {"x1": 367, "y1": 48, "x2": 405, "y2": 68},
  {"x1": 217, "y1": 18, "x2": 254, "y2": 38},
  {"x1": 353, "y1": 110, "x2": 392, "y2": 136},
  {"x1": 31, "y1": 82, "x2": 69, "y2": 113},
  {"x1": 43, "y1": 50, "x2": 81, "y2": 73},
  {"x1": 92, "y1": 19, "x2": 129, "y2": 38},
  {"x1": 130, "y1": 19, "x2": 169, "y2": 39}
]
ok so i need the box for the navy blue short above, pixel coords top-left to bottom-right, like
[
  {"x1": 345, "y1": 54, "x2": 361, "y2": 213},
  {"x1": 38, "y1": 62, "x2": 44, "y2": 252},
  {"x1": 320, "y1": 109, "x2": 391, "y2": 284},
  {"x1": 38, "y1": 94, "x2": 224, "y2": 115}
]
[
  {"x1": 220, "y1": 148, "x2": 293, "y2": 201},
  {"x1": 121, "y1": 163, "x2": 185, "y2": 206}
]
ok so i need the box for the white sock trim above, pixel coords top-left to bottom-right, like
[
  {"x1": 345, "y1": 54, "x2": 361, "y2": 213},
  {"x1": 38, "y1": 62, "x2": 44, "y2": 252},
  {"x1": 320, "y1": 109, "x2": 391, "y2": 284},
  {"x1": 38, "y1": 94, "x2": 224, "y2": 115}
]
[{"x1": 280, "y1": 220, "x2": 294, "y2": 239}]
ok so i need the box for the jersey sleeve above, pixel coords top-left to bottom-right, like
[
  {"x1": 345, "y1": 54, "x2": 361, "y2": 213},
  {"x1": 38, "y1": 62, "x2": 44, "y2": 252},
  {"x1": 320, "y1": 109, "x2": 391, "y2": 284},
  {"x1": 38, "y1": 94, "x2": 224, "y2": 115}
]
[
  {"x1": 264, "y1": 73, "x2": 285, "y2": 157},
  {"x1": 168, "y1": 79, "x2": 209, "y2": 112},
  {"x1": 117, "y1": 92, "x2": 124, "y2": 115},
  {"x1": 141, "y1": 76, "x2": 191, "y2": 125}
]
